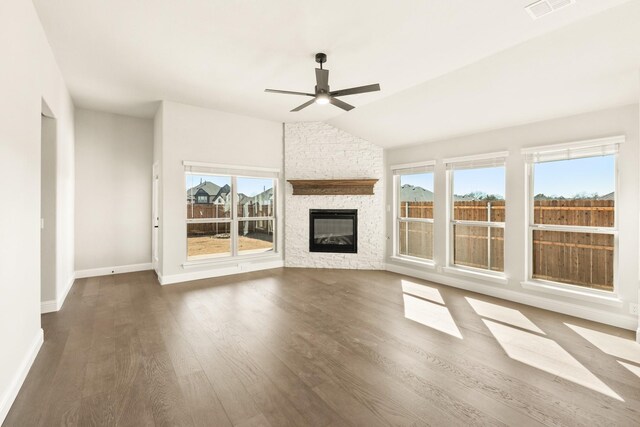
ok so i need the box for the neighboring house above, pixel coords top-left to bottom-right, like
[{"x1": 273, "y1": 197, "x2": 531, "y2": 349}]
[
  {"x1": 212, "y1": 184, "x2": 231, "y2": 205},
  {"x1": 187, "y1": 180, "x2": 222, "y2": 203},
  {"x1": 186, "y1": 181, "x2": 274, "y2": 215}
]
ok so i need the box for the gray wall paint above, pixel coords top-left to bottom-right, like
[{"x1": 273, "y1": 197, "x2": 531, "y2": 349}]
[
  {"x1": 75, "y1": 109, "x2": 153, "y2": 271},
  {"x1": 156, "y1": 101, "x2": 283, "y2": 280}
]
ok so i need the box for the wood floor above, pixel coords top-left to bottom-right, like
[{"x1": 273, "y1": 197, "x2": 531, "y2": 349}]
[{"x1": 4, "y1": 268, "x2": 639, "y2": 426}]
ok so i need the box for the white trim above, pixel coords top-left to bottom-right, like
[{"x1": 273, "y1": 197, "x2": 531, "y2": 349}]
[
  {"x1": 636, "y1": 327, "x2": 640, "y2": 345},
  {"x1": 442, "y1": 265, "x2": 508, "y2": 285},
  {"x1": 521, "y1": 280, "x2": 622, "y2": 307},
  {"x1": 40, "y1": 300, "x2": 58, "y2": 314},
  {"x1": 521, "y1": 135, "x2": 625, "y2": 155},
  {"x1": 390, "y1": 160, "x2": 436, "y2": 170},
  {"x1": 183, "y1": 160, "x2": 280, "y2": 174},
  {"x1": 41, "y1": 272, "x2": 75, "y2": 314},
  {"x1": 443, "y1": 150, "x2": 509, "y2": 165},
  {"x1": 529, "y1": 223, "x2": 616, "y2": 234},
  {"x1": 389, "y1": 255, "x2": 436, "y2": 269},
  {"x1": 0, "y1": 328, "x2": 43, "y2": 425},
  {"x1": 75, "y1": 262, "x2": 152, "y2": 279},
  {"x1": 385, "y1": 262, "x2": 637, "y2": 330},
  {"x1": 451, "y1": 219, "x2": 506, "y2": 228},
  {"x1": 183, "y1": 252, "x2": 280, "y2": 268},
  {"x1": 58, "y1": 272, "x2": 75, "y2": 310},
  {"x1": 162, "y1": 259, "x2": 283, "y2": 285}
]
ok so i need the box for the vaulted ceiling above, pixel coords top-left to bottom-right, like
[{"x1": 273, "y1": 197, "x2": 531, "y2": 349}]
[{"x1": 33, "y1": 0, "x2": 639, "y2": 147}]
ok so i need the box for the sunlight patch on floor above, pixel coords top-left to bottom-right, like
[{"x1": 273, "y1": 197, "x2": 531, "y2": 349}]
[
  {"x1": 565, "y1": 323, "x2": 640, "y2": 364},
  {"x1": 403, "y1": 293, "x2": 462, "y2": 339},
  {"x1": 401, "y1": 280, "x2": 445, "y2": 304},
  {"x1": 618, "y1": 361, "x2": 640, "y2": 379},
  {"x1": 484, "y1": 319, "x2": 623, "y2": 401},
  {"x1": 465, "y1": 297, "x2": 544, "y2": 334}
]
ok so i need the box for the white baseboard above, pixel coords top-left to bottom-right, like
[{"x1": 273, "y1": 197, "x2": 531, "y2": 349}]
[
  {"x1": 41, "y1": 272, "x2": 76, "y2": 314},
  {"x1": 385, "y1": 262, "x2": 638, "y2": 331},
  {"x1": 40, "y1": 299, "x2": 58, "y2": 314},
  {"x1": 75, "y1": 262, "x2": 152, "y2": 279},
  {"x1": 161, "y1": 259, "x2": 284, "y2": 285},
  {"x1": 0, "y1": 328, "x2": 43, "y2": 424}
]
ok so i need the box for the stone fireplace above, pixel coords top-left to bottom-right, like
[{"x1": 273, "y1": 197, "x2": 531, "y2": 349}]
[{"x1": 284, "y1": 122, "x2": 384, "y2": 269}]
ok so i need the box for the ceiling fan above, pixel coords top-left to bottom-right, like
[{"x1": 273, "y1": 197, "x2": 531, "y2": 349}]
[{"x1": 265, "y1": 53, "x2": 381, "y2": 112}]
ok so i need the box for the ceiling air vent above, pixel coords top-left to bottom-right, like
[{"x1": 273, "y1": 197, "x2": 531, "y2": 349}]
[{"x1": 526, "y1": 0, "x2": 575, "y2": 20}]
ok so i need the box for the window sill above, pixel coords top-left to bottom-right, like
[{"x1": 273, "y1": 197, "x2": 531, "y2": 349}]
[
  {"x1": 389, "y1": 255, "x2": 436, "y2": 269},
  {"x1": 442, "y1": 266, "x2": 508, "y2": 285},
  {"x1": 520, "y1": 280, "x2": 623, "y2": 307},
  {"x1": 183, "y1": 252, "x2": 280, "y2": 268}
]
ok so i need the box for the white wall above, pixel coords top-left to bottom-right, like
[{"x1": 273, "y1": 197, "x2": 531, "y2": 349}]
[
  {"x1": 156, "y1": 101, "x2": 284, "y2": 284},
  {"x1": 74, "y1": 109, "x2": 153, "y2": 273},
  {"x1": 385, "y1": 104, "x2": 639, "y2": 330},
  {"x1": 0, "y1": 0, "x2": 75, "y2": 422},
  {"x1": 284, "y1": 122, "x2": 385, "y2": 269}
]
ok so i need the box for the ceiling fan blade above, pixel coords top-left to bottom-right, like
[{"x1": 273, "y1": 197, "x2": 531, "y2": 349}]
[
  {"x1": 315, "y1": 68, "x2": 329, "y2": 91},
  {"x1": 290, "y1": 99, "x2": 316, "y2": 112},
  {"x1": 265, "y1": 89, "x2": 314, "y2": 96},
  {"x1": 329, "y1": 97, "x2": 355, "y2": 112},
  {"x1": 330, "y1": 83, "x2": 381, "y2": 97}
]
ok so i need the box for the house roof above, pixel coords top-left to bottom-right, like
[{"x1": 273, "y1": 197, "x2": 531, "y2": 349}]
[
  {"x1": 187, "y1": 181, "x2": 221, "y2": 198},
  {"x1": 187, "y1": 182, "x2": 275, "y2": 205}
]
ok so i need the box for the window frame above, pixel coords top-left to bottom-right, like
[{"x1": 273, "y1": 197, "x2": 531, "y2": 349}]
[
  {"x1": 185, "y1": 163, "x2": 278, "y2": 262},
  {"x1": 391, "y1": 161, "x2": 436, "y2": 265},
  {"x1": 444, "y1": 151, "x2": 508, "y2": 277},
  {"x1": 523, "y1": 136, "x2": 622, "y2": 297}
]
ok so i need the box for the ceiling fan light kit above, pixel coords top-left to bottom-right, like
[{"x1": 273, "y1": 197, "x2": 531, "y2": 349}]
[{"x1": 265, "y1": 52, "x2": 381, "y2": 112}]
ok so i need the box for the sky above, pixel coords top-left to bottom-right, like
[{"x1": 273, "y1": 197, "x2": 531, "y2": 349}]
[
  {"x1": 534, "y1": 155, "x2": 614, "y2": 197},
  {"x1": 400, "y1": 155, "x2": 615, "y2": 199},
  {"x1": 400, "y1": 173, "x2": 433, "y2": 192},
  {"x1": 453, "y1": 167, "x2": 505, "y2": 198},
  {"x1": 186, "y1": 174, "x2": 273, "y2": 196}
]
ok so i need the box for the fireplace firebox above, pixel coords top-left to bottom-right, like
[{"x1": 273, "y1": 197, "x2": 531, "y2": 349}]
[{"x1": 309, "y1": 209, "x2": 357, "y2": 253}]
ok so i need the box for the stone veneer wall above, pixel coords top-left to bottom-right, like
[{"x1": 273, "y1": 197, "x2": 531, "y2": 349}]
[{"x1": 284, "y1": 122, "x2": 385, "y2": 269}]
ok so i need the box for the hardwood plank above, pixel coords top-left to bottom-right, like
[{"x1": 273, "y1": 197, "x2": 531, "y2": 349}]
[
  {"x1": 177, "y1": 371, "x2": 233, "y2": 427},
  {"x1": 5, "y1": 268, "x2": 640, "y2": 427}
]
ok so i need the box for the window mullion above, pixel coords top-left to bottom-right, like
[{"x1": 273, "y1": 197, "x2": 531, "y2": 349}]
[
  {"x1": 529, "y1": 223, "x2": 617, "y2": 234},
  {"x1": 231, "y1": 176, "x2": 238, "y2": 257}
]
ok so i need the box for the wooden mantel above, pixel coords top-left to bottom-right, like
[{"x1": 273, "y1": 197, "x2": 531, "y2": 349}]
[{"x1": 287, "y1": 179, "x2": 378, "y2": 195}]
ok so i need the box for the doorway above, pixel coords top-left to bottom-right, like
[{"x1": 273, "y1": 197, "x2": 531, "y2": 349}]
[
  {"x1": 152, "y1": 163, "x2": 159, "y2": 274},
  {"x1": 41, "y1": 102, "x2": 57, "y2": 309}
]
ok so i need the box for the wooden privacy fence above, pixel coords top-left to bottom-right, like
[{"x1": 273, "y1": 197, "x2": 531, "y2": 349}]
[
  {"x1": 187, "y1": 203, "x2": 273, "y2": 220},
  {"x1": 187, "y1": 203, "x2": 273, "y2": 237},
  {"x1": 399, "y1": 200, "x2": 614, "y2": 290}
]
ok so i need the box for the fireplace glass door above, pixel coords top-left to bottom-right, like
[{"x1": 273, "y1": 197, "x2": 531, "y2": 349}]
[{"x1": 309, "y1": 209, "x2": 357, "y2": 253}]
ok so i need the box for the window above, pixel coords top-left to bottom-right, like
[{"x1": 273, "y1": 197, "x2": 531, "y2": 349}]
[
  {"x1": 185, "y1": 163, "x2": 277, "y2": 260},
  {"x1": 524, "y1": 137, "x2": 620, "y2": 292},
  {"x1": 393, "y1": 162, "x2": 435, "y2": 261},
  {"x1": 445, "y1": 152, "x2": 507, "y2": 274}
]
